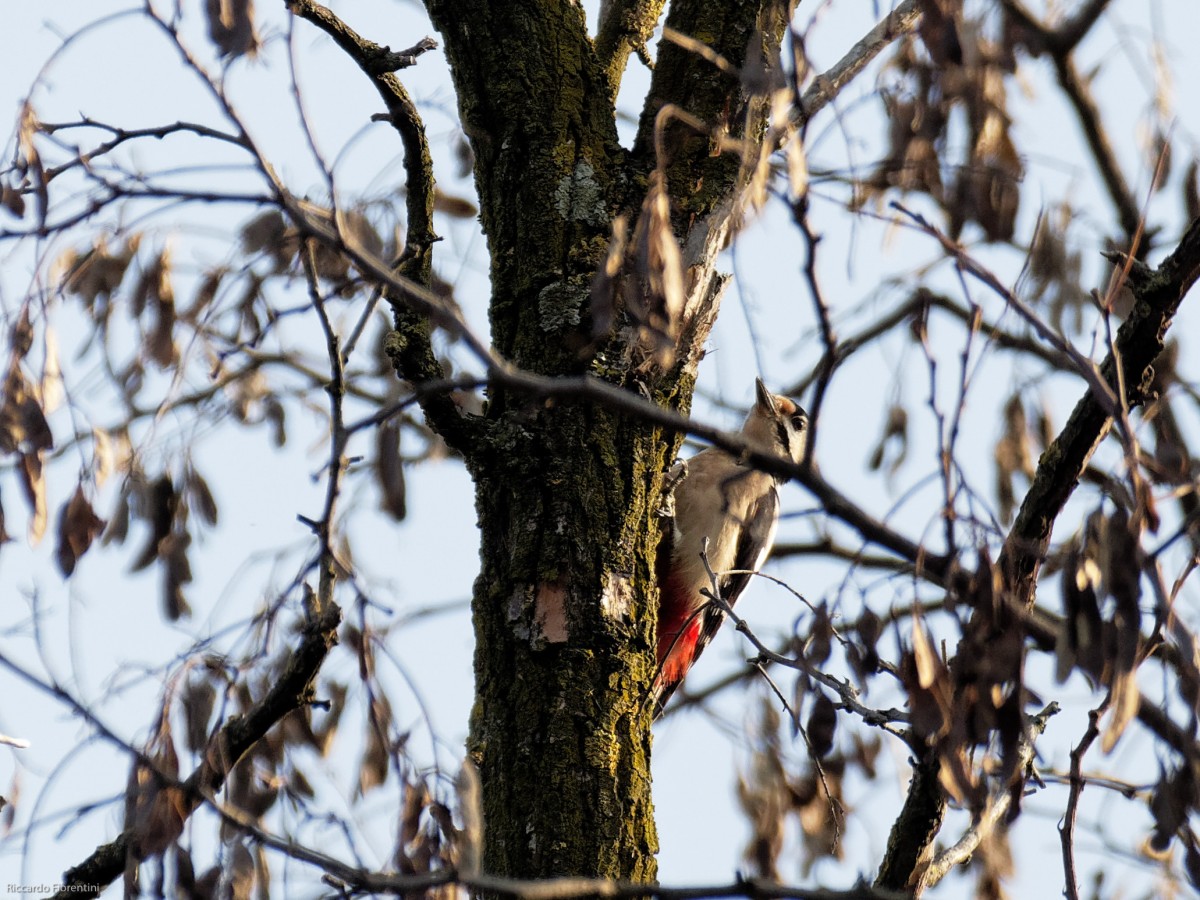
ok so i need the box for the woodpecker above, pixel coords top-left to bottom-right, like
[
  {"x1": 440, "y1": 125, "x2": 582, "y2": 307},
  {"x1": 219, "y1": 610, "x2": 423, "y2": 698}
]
[{"x1": 653, "y1": 379, "x2": 808, "y2": 717}]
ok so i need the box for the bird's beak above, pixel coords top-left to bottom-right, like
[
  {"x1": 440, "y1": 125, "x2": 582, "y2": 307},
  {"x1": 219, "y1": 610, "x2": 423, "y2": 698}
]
[{"x1": 754, "y1": 377, "x2": 776, "y2": 414}]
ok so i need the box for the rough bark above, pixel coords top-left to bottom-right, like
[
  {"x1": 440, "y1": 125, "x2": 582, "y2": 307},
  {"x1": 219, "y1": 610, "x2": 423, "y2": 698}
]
[
  {"x1": 421, "y1": 2, "x2": 649, "y2": 883},
  {"x1": 417, "y1": 0, "x2": 792, "y2": 883}
]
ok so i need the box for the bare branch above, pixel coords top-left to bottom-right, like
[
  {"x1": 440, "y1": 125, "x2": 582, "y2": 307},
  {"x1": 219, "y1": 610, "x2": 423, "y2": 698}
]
[
  {"x1": 284, "y1": 0, "x2": 478, "y2": 450},
  {"x1": 796, "y1": 0, "x2": 922, "y2": 125},
  {"x1": 6, "y1": 600, "x2": 342, "y2": 899},
  {"x1": 595, "y1": 0, "x2": 667, "y2": 99},
  {"x1": 1061, "y1": 701, "x2": 1107, "y2": 900},
  {"x1": 1000, "y1": 217, "x2": 1200, "y2": 607},
  {"x1": 920, "y1": 704, "x2": 1059, "y2": 889},
  {"x1": 1001, "y1": 0, "x2": 1139, "y2": 241},
  {"x1": 299, "y1": 241, "x2": 348, "y2": 619}
]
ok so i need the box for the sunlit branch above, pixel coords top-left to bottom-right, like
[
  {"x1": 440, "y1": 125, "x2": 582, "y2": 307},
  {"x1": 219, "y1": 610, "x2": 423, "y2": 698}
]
[
  {"x1": 919, "y1": 703, "x2": 1059, "y2": 890},
  {"x1": 794, "y1": 0, "x2": 922, "y2": 125}
]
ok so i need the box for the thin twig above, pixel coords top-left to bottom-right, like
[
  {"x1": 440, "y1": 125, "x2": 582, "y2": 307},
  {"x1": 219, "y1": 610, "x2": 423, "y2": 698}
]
[
  {"x1": 299, "y1": 241, "x2": 349, "y2": 618},
  {"x1": 795, "y1": 0, "x2": 923, "y2": 125},
  {"x1": 1061, "y1": 700, "x2": 1107, "y2": 900}
]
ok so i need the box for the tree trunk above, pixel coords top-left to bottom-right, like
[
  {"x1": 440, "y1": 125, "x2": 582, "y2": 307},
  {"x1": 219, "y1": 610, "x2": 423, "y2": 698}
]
[{"x1": 418, "y1": 0, "x2": 793, "y2": 882}]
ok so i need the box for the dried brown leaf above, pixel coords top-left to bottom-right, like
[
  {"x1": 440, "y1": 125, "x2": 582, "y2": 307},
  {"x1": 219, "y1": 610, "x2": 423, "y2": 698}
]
[
  {"x1": 793, "y1": 764, "x2": 844, "y2": 875},
  {"x1": 995, "y1": 394, "x2": 1033, "y2": 523},
  {"x1": 433, "y1": 189, "x2": 479, "y2": 219},
  {"x1": 453, "y1": 131, "x2": 474, "y2": 178},
  {"x1": 186, "y1": 268, "x2": 224, "y2": 323},
  {"x1": 1028, "y1": 207, "x2": 1070, "y2": 302},
  {"x1": 737, "y1": 753, "x2": 787, "y2": 880},
  {"x1": 1147, "y1": 768, "x2": 1192, "y2": 855},
  {"x1": 1097, "y1": 507, "x2": 1142, "y2": 651},
  {"x1": 288, "y1": 766, "x2": 315, "y2": 801},
  {"x1": 182, "y1": 677, "x2": 216, "y2": 754},
  {"x1": 806, "y1": 603, "x2": 833, "y2": 666},
  {"x1": 631, "y1": 171, "x2": 684, "y2": 368},
  {"x1": 172, "y1": 844, "x2": 199, "y2": 899},
  {"x1": 590, "y1": 215, "x2": 628, "y2": 341},
  {"x1": 1147, "y1": 126, "x2": 1172, "y2": 191},
  {"x1": 850, "y1": 733, "x2": 881, "y2": 780},
  {"x1": 339, "y1": 208, "x2": 384, "y2": 262},
  {"x1": 936, "y1": 746, "x2": 981, "y2": 808},
  {"x1": 911, "y1": 615, "x2": 943, "y2": 689},
  {"x1": 237, "y1": 272, "x2": 266, "y2": 343},
  {"x1": 132, "y1": 475, "x2": 177, "y2": 571},
  {"x1": 783, "y1": 127, "x2": 809, "y2": 203},
  {"x1": 39, "y1": 326, "x2": 63, "y2": 414},
  {"x1": 103, "y1": 487, "x2": 130, "y2": 546},
  {"x1": 358, "y1": 695, "x2": 392, "y2": 796},
  {"x1": 264, "y1": 397, "x2": 286, "y2": 447},
  {"x1": 900, "y1": 621, "x2": 952, "y2": 742},
  {"x1": 956, "y1": 115, "x2": 1021, "y2": 242},
  {"x1": 867, "y1": 404, "x2": 908, "y2": 475},
  {"x1": 185, "y1": 466, "x2": 219, "y2": 527},
  {"x1": 18, "y1": 451, "x2": 46, "y2": 545},
  {"x1": 806, "y1": 694, "x2": 837, "y2": 758},
  {"x1": 916, "y1": 0, "x2": 962, "y2": 67},
  {"x1": 375, "y1": 419, "x2": 407, "y2": 521},
  {"x1": 194, "y1": 865, "x2": 221, "y2": 900},
  {"x1": 1185, "y1": 159, "x2": 1200, "y2": 224},
  {"x1": 235, "y1": 771, "x2": 278, "y2": 821},
  {"x1": 55, "y1": 485, "x2": 106, "y2": 577},
  {"x1": 849, "y1": 608, "x2": 881, "y2": 683},
  {"x1": 456, "y1": 758, "x2": 483, "y2": 875},
  {"x1": 240, "y1": 211, "x2": 288, "y2": 264},
  {"x1": 88, "y1": 429, "x2": 113, "y2": 491},
  {"x1": 0, "y1": 183, "x2": 24, "y2": 218},
  {"x1": 1, "y1": 366, "x2": 53, "y2": 454},
  {"x1": 9, "y1": 305, "x2": 33, "y2": 359},
  {"x1": 147, "y1": 302, "x2": 178, "y2": 369},
  {"x1": 162, "y1": 530, "x2": 194, "y2": 621},
  {"x1": 1056, "y1": 545, "x2": 1103, "y2": 683},
  {"x1": 205, "y1": 0, "x2": 260, "y2": 59},
  {"x1": 61, "y1": 237, "x2": 138, "y2": 309},
  {"x1": 126, "y1": 722, "x2": 187, "y2": 860},
  {"x1": 15, "y1": 104, "x2": 46, "y2": 228},
  {"x1": 226, "y1": 840, "x2": 256, "y2": 900},
  {"x1": 1101, "y1": 669, "x2": 1140, "y2": 754},
  {"x1": 399, "y1": 781, "x2": 430, "y2": 865}
]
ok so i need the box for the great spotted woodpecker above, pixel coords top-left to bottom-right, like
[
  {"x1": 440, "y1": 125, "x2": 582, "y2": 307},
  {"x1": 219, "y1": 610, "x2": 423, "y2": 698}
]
[{"x1": 653, "y1": 379, "x2": 808, "y2": 716}]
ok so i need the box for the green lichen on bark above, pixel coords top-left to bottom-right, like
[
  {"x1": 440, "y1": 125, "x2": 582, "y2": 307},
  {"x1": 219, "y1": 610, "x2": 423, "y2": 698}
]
[
  {"x1": 632, "y1": 0, "x2": 791, "y2": 216},
  {"x1": 464, "y1": 394, "x2": 661, "y2": 881},
  {"x1": 416, "y1": 0, "x2": 793, "y2": 887}
]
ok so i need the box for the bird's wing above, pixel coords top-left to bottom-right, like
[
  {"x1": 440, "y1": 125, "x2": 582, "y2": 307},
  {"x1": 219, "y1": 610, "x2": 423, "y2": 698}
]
[
  {"x1": 653, "y1": 487, "x2": 779, "y2": 718},
  {"x1": 718, "y1": 484, "x2": 780, "y2": 613}
]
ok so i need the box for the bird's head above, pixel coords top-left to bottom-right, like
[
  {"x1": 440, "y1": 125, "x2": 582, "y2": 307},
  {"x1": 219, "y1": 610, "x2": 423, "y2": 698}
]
[{"x1": 744, "y1": 377, "x2": 808, "y2": 466}]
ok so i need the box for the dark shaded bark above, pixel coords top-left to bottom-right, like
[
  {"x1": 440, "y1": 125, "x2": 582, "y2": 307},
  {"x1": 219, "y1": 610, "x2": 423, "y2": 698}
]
[
  {"x1": 1000, "y1": 217, "x2": 1200, "y2": 608},
  {"x1": 874, "y1": 754, "x2": 945, "y2": 893}
]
